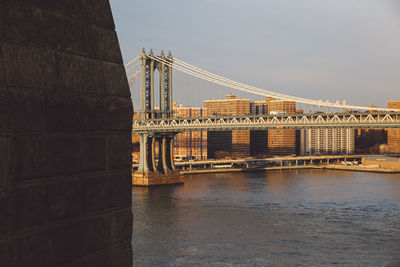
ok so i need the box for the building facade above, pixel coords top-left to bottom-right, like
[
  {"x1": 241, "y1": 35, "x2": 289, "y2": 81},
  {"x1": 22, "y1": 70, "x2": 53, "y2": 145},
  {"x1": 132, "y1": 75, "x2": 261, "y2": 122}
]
[
  {"x1": 173, "y1": 103, "x2": 208, "y2": 159},
  {"x1": 299, "y1": 128, "x2": 355, "y2": 155},
  {"x1": 387, "y1": 101, "x2": 400, "y2": 153},
  {"x1": 204, "y1": 94, "x2": 251, "y2": 158},
  {"x1": 267, "y1": 98, "x2": 297, "y2": 155}
]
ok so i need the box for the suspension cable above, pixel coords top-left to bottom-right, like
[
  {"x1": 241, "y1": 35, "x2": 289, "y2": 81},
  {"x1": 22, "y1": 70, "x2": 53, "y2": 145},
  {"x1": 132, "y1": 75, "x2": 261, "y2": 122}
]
[
  {"x1": 125, "y1": 62, "x2": 140, "y2": 73},
  {"x1": 143, "y1": 55, "x2": 399, "y2": 112},
  {"x1": 124, "y1": 56, "x2": 139, "y2": 68}
]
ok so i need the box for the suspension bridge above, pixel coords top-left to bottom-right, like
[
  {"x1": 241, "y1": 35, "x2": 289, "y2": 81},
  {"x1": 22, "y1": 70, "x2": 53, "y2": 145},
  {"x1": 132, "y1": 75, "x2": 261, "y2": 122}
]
[{"x1": 127, "y1": 49, "x2": 400, "y2": 186}]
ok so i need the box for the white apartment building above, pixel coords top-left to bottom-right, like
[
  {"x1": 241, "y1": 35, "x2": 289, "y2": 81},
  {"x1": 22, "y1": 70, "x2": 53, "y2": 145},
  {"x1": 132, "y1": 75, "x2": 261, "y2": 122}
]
[{"x1": 299, "y1": 128, "x2": 355, "y2": 155}]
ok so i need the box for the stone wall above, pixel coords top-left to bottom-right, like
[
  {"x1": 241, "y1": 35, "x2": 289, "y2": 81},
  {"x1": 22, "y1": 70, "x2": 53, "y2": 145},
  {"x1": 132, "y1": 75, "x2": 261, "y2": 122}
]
[{"x1": 0, "y1": 0, "x2": 133, "y2": 266}]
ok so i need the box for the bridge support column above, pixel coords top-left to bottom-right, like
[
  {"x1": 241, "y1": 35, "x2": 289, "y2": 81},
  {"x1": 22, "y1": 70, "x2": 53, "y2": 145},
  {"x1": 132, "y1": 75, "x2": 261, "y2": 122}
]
[
  {"x1": 133, "y1": 49, "x2": 182, "y2": 186},
  {"x1": 133, "y1": 133, "x2": 183, "y2": 186},
  {"x1": 138, "y1": 133, "x2": 149, "y2": 172}
]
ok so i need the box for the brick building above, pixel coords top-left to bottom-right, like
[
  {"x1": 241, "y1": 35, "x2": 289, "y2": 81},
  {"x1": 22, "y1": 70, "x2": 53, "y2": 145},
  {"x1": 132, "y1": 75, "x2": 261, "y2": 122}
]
[
  {"x1": 267, "y1": 98, "x2": 297, "y2": 155},
  {"x1": 387, "y1": 101, "x2": 400, "y2": 153},
  {"x1": 173, "y1": 103, "x2": 208, "y2": 159},
  {"x1": 204, "y1": 94, "x2": 251, "y2": 158}
]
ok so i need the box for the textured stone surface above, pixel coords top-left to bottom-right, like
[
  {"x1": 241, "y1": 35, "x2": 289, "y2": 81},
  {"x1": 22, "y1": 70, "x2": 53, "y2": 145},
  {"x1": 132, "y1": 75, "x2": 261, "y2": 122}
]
[
  {"x1": 0, "y1": 240, "x2": 5, "y2": 267},
  {"x1": 12, "y1": 186, "x2": 49, "y2": 231},
  {"x1": 80, "y1": 136, "x2": 107, "y2": 172},
  {"x1": 84, "y1": 25, "x2": 122, "y2": 63},
  {"x1": 108, "y1": 209, "x2": 133, "y2": 245},
  {"x1": 109, "y1": 135, "x2": 132, "y2": 170},
  {"x1": 2, "y1": 43, "x2": 56, "y2": 88},
  {"x1": 46, "y1": 91, "x2": 82, "y2": 131},
  {"x1": 0, "y1": 87, "x2": 45, "y2": 131},
  {"x1": 56, "y1": 52, "x2": 105, "y2": 93},
  {"x1": 0, "y1": 194, "x2": 12, "y2": 235},
  {"x1": 0, "y1": 42, "x2": 4, "y2": 85},
  {"x1": 47, "y1": 135, "x2": 81, "y2": 176},
  {"x1": 7, "y1": 218, "x2": 109, "y2": 267},
  {"x1": 81, "y1": 96, "x2": 133, "y2": 131},
  {"x1": 83, "y1": 174, "x2": 131, "y2": 213},
  {"x1": 9, "y1": 135, "x2": 48, "y2": 181},
  {"x1": 102, "y1": 61, "x2": 131, "y2": 96},
  {"x1": 1, "y1": 1, "x2": 132, "y2": 266},
  {"x1": 47, "y1": 180, "x2": 82, "y2": 219},
  {"x1": 0, "y1": 136, "x2": 6, "y2": 186}
]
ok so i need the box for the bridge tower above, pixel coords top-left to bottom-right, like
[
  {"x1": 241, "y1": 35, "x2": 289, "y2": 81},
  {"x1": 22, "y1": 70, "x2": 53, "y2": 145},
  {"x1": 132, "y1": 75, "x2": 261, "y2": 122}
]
[{"x1": 133, "y1": 49, "x2": 183, "y2": 186}]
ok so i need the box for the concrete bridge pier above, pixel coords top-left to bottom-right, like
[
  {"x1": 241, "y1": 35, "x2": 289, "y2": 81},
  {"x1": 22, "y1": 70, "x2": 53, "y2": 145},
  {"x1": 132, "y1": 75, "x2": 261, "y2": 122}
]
[{"x1": 133, "y1": 133, "x2": 183, "y2": 186}]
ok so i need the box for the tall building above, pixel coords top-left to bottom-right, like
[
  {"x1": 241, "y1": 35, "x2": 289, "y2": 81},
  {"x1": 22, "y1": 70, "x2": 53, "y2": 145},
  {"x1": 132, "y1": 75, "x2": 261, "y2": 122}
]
[
  {"x1": 299, "y1": 128, "x2": 355, "y2": 155},
  {"x1": 267, "y1": 98, "x2": 297, "y2": 155},
  {"x1": 355, "y1": 128, "x2": 387, "y2": 153},
  {"x1": 204, "y1": 94, "x2": 251, "y2": 158},
  {"x1": 387, "y1": 101, "x2": 400, "y2": 153},
  {"x1": 355, "y1": 105, "x2": 387, "y2": 153},
  {"x1": 173, "y1": 103, "x2": 208, "y2": 159}
]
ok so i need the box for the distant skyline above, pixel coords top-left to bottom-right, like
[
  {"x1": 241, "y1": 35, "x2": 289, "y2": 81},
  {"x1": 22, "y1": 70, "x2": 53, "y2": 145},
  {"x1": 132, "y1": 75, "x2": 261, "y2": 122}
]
[{"x1": 110, "y1": 0, "x2": 400, "y2": 108}]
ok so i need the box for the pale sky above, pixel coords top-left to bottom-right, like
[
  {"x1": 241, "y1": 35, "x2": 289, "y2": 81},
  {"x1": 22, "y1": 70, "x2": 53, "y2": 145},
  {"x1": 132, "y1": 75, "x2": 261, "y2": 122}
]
[{"x1": 110, "y1": 0, "x2": 400, "y2": 109}]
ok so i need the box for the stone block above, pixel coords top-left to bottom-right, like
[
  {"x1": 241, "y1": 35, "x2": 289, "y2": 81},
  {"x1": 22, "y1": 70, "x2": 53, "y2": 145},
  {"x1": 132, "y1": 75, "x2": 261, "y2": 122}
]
[
  {"x1": 80, "y1": 95, "x2": 108, "y2": 131},
  {"x1": 15, "y1": 0, "x2": 70, "y2": 14},
  {"x1": 108, "y1": 209, "x2": 132, "y2": 245},
  {"x1": 83, "y1": 0, "x2": 115, "y2": 28},
  {"x1": 0, "y1": 87, "x2": 13, "y2": 130},
  {"x1": 47, "y1": 135, "x2": 81, "y2": 176},
  {"x1": 55, "y1": 52, "x2": 105, "y2": 93},
  {"x1": 12, "y1": 186, "x2": 48, "y2": 231},
  {"x1": 46, "y1": 91, "x2": 82, "y2": 131},
  {"x1": 0, "y1": 87, "x2": 45, "y2": 131},
  {"x1": 0, "y1": 240, "x2": 5, "y2": 267},
  {"x1": 60, "y1": 244, "x2": 132, "y2": 267},
  {"x1": 2, "y1": 43, "x2": 55, "y2": 88},
  {"x1": 0, "y1": 42, "x2": 4, "y2": 85},
  {"x1": 104, "y1": 97, "x2": 133, "y2": 131},
  {"x1": 83, "y1": 174, "x2": 130, "y2": 213},
  {"x1": 80, "y1": 136, "x2": 107, "y2": 172},
  {"x1": 83, "y1": 176, "x2": 109, "y2": 213},
  {"x1": 9, "y1": 135, "x2": 48, "y2": 181},
  {"x1": 0, "y1": 194, "x2": 12, "y2": 235},
  {"x1": 0, "y1": 136, "x2": 6, "y2": 186},
  {"x1": 47, "y1": 180, "x2": 82, "y2": 219},
  {"x1": 7, "y1": 218, "x2": 109, "y2": 266},
  {"x1": 12, "y1": 88, "x2": 45, "y2": 131},
  {"x1": 102, "y1": 61, "x2": 130, "y2": 97},
  {"x1": 81, "y1": 96, "x2": 132, "y2": 131},
  {"x1": 108, "y1": 135, "x2": 132, "y2": 170},
  {"x1": 4, "y1": 2, "x2": 88, "y2": 55},
  {"x1": 108, "y1": 173, "x2": 132, "y2": 208},
  {"x1": 84, "y1": 25, "x2": 122, "y2": 63}
]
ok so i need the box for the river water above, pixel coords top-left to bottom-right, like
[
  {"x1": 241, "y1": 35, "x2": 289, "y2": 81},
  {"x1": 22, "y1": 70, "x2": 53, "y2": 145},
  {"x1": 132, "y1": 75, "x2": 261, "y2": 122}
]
[{"x1": 132, "y1": 170, "x2": 400, "y2": 266}]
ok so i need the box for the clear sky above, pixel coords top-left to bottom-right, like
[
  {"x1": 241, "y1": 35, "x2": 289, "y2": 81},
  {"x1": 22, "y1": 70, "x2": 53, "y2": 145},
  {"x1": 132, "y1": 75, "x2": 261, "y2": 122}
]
[{"x1": 109, "y1": 0, "x2": 400, "y2": 108}]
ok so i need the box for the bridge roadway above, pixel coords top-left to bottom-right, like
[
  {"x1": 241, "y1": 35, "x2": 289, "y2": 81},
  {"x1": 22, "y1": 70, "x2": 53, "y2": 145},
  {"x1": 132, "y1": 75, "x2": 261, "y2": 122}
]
[
  {"x1": 132, "y1": 111, "x2": 400, "y2": 133},
  {"x1": 133, "y1": 155, "x2": 362, "y2": 170}
]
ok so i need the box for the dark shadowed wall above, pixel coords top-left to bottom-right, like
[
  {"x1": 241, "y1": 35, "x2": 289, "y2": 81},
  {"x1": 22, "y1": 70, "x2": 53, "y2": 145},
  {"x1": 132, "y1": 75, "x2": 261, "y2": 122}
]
[{"x1": 0, "y1": 0, "x2": 133, "y2": 266}]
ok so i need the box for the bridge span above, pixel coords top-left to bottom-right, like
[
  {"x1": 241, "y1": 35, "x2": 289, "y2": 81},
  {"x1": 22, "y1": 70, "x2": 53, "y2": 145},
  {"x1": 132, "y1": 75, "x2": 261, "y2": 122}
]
[
  {"x1": 132, "y1": 112, "x2": 400, "y2": 134},
  {"x1": 128, "y1": 49, "x2": 400, "y2": 186}
]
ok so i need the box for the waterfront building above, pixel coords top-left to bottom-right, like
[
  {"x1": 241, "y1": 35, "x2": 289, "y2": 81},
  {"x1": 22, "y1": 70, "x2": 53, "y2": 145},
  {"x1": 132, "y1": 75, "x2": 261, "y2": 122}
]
[
  {"x1": 387, "y1": 101, "x2": 400, "y2": 153},
  {"x1": 362, "y1": 155, "x2": 400, "y2": 169},
  {"x1": 299, "y1": 128, "x2": 355, "y2": 155},
  {"x1": 173, "y1": 103, "x2": 208, "y2": 159},
  {"x1": 267, "y1": 98, "x2": 297, "y2": 155},
  {"x1": 204, "y1": 94, "x2": 251, "y2": 158}
]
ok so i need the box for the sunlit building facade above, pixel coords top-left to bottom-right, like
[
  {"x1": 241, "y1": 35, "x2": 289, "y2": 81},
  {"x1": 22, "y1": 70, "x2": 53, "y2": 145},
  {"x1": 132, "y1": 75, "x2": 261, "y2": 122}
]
[
  {"x1": 387, "y1": 101, "x2": 400, "y2": 153},
  {"x1": 173, "y1": 103, "x2": 208, "y2": 159},
  {"x1": 204, "y1": 94, "x2": 251, "y2": 158}
]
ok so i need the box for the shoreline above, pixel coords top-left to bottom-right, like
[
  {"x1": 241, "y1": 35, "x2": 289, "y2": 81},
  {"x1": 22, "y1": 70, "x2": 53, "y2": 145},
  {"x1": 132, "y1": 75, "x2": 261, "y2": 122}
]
[{"x1": 180, "y1": 165, "x2": 400, "y2": 175}]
